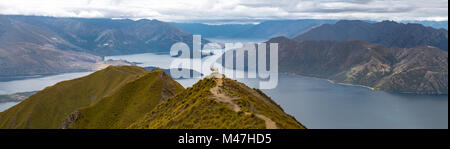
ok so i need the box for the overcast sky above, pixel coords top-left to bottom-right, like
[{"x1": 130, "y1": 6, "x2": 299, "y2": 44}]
[{"x1": 0, "y1": 0, "x2": 448, "y2": 23}]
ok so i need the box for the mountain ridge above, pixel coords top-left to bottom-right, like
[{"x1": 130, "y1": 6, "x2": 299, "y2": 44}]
[
  {"x1": 172, "y1": 20, "x2": 337, "y2": 39},
  {"x1": 129, "y1": 73, "x2": 305, "y2": 129},
  {"x1": 65, "y1": 68, "x2": 184, "y2": 129},
  {"x1": 295, "y1": 20, "x2": 448, "y2": 51}
]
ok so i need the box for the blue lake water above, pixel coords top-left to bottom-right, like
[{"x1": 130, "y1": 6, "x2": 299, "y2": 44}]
[
  {"x1": 0, "y1": 53, "x2": 447, "y2": 128},
  {"x1": 257, "y1": 75, "x2": 447, "y2": 129},
  {"x1": 0, "y1": 102, "x2": 19, "y2": 112},
  {"x1": 0, "y1": 72, "x2": 92, "y2": 95},
  {"x1": 0, "y1": 72, "x2": 93, "y2": 112}
]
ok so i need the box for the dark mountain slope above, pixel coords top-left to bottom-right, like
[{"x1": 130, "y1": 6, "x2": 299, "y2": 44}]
[
  {"x1": 7, "y1": 15, "x2": 202, "y2": 56},
  {"x1": 0, "y1": 15, "x2": 102, "y2": 76},
  {"x1": 271, "y1": 37, "x2": 448, "y2": 94},
  {"x1": 0, "y1": 15, "x2": 207, "y2": 76},
  {"x1": 295, "y1": 20, "x2": 448, "y2": 51},
  {"x1": 0, "y1": 43, "x2": 101, "y2": 76}
]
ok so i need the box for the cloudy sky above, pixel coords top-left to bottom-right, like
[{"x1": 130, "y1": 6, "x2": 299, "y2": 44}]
[{"x1": 0, "y1": 0, "x2": 447, "y2": 23}]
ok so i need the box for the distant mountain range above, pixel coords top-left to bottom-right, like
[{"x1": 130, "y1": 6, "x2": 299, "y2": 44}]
[
  {"x1": 0, "y1": 66, "x2": 304, "y2": 129},
  {"x1": 270, "y1": 37, "x2": 448, "y2": 94},
  {"x1": 172, "y1": 20, "x2": 448, "y2": 40},
  {"x1": 0, "y1": 15, "x2": 101, "y2": 76},
  {"x1": 170, "y1": 23, "x2": 254, "y2": 39},
  {"x1": 400, "y1": 21, "x2": 448, "y2": 30},
  {"x1": 0, "y1": 15, "x2": 203, "y2": 77},
  {"x1": 296, "y1": 20, "x2": 448, "y2": 51},
  {"x1": 236, "y1": 20, "x2": 338, "y2": 39},
  {"x1": 4, "y1": 15, "x2": 202, "y2": 56},
  {"x1": 172, "y1": 20, "x2": 337, "y2": 39}
]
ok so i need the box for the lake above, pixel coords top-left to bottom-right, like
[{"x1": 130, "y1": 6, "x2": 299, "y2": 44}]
[
  {"x1": 0, "y1": 102, "x2": 20, "y2": 112},
  {"x1": 259, "y1": 75, "x2": 448, "y2": 129},
  {"x1": 0, "y1": 72, "x2": 92, "y2": 95},
  {"x1": 106, "y1": 53, "x2": 448, "y2": 129},
  {"x1": 0, "y1": 72, "x2": 93, "y2": 112},
  {"x1": 0, "y1": 53, "x2": 447, "y2": 128}
]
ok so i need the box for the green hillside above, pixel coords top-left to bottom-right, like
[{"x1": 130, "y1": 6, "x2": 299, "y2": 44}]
[
  {"x1": 0, "y1": 66, "x2": 148, "y2": 128},
  {"x1": 0, "y1": 66, "x2": 305, "y2": 129},
  {"x1": 129, "y1": 74, "x2": 305, "y2": 129},
  {"x1": 67, "y1": 69, "x2": 184, "y2": 129}
]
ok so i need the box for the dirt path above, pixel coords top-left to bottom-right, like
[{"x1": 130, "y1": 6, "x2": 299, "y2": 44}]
[
  {"x1": 254, "y1": 114, "x2": 277, "y2": 129},
  {"x1": 209, "y1": 77, "x2": 278, "y2": 129},
  {"x1": 210, "y1": 78, "x2": 241, "y2": 111}
]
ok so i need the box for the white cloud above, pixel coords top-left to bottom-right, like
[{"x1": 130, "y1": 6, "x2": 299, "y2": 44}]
[{"x1": 0, "y1": 0, "x2": 447, "y2": 22}]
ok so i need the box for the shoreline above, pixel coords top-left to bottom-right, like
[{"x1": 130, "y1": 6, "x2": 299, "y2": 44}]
[
  {"x1": 326, "y1": 80, "x2": 376, "y2": 91},
  {"x1": 281, "y1": 72, "x2": 448, "y2": 96},
  {"x1": 0, "y1": 71, "x2": 92, "y2": 82},
  {"x1": 281, "y1": 72, "x2": 376, "y2": 90}
]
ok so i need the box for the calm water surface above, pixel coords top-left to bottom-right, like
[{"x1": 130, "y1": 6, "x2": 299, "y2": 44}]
[
  {"x1": 0, "y1": 102, "x2": 19, "y2": 112},
  {"x1": 0, "y1": 72, "x2": 92, "y2": 95},
  {"x1": 0, "y1": 72, "x2": 93, "y2": 111}
]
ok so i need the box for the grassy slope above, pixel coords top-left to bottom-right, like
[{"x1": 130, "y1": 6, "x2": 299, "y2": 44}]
[
  {"x1": 0, "y1": 65, "x2": 305, "y2": 129},
  {"x1": 222, "y1": 78, "x2": 305, "y2": 129},
  {"x1": 0, "y1": 66, "x2": 148, "y2": 129},
  {"x1": 129, "y1": 77, "x2": 305, "y2": 129},
  {"x1": 68, "y1": 69, "x2": 184, "y2": 129}
]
